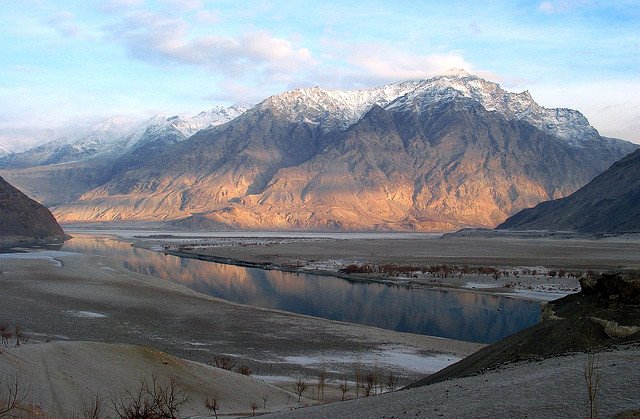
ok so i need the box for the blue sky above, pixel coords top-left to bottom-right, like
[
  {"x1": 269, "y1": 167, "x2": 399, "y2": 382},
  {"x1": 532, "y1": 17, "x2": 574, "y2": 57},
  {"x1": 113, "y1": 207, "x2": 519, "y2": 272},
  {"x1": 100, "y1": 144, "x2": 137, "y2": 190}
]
[{"x1": 1, "y1": 0, "x2": 639, "y2": 148}]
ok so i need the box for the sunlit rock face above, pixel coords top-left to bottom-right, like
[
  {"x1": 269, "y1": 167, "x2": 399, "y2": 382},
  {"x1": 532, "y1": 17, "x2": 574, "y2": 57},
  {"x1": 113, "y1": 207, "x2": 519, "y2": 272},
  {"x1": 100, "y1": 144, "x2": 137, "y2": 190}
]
[{"x1": 51, "y1": 74, "x2": 638, "y2": 230}]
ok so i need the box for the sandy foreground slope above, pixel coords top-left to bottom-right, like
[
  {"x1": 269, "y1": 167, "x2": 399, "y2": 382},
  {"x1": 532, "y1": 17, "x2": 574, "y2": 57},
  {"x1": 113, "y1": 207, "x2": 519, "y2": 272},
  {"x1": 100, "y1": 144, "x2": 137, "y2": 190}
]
[
  {"x1": 0, "y1": 341, "x2": 311, "y2": 417},
  {"x1": 0, "y1": 247, "x2": 481, "y2": 416},
  {"x1": 265, "y1": 344, "x2": 640, "y2": 418}
]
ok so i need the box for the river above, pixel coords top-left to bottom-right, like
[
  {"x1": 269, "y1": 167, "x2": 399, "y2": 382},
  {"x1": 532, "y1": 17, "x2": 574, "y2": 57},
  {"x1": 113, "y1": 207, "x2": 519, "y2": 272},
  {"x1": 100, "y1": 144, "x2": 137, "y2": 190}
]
[{"x1": 60, "y1": 234, "x2": 541, "y2": 343}]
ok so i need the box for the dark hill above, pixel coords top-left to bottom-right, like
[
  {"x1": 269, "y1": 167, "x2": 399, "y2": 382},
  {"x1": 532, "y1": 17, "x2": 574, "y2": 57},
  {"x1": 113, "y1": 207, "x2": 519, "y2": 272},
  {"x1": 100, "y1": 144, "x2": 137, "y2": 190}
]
[
  {"x1": 407, "y1": 269, "x2": 640, "y2": 388},
  {"x1": 0, "y1": 175, "x2": 69, "y2": 245},
  {"x1": 497, "y1": 148, "x2": 640, "y2": 233}
]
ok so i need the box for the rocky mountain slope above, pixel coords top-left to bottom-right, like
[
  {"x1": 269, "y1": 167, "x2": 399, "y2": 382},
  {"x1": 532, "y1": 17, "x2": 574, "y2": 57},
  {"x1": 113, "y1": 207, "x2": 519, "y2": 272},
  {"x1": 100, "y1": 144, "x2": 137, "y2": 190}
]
[
  {"x1": 52, "y1": 73, "x2": 637, "y2": 230},
  {"x1": 0, "y1": 106, "x2": 248, "y2": 206},
  {"x1": 497, "y1": 148, "x2": 640, "y2": 233},
  {"x1": 0, "y1": 175, "x2": 69, "y2": 244}
]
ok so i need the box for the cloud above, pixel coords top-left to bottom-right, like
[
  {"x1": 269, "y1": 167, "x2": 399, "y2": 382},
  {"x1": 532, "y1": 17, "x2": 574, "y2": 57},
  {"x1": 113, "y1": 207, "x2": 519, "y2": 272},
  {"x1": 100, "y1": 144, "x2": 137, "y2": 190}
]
[
  {"x1": 98, "y1": 0, "x2": 145, "y2": 13},
  {"x1": 159, "y1": 0, "x2": 203, "y2": 9},
  {"x1": 331, "y1": 43, "x2": 475, "y2": 85},
  {"x1": 44, "y1": 11, "x2": 85, "y2": 38},
  {"x1": 195, "y1": 10, "x2": 221, "y2": 25},
  {"x1": 106, "y1": 10, "x2": 317, "y2": 82},
  {"x1": 537, "y1": 1, "x2": 589, "y2": 14}
]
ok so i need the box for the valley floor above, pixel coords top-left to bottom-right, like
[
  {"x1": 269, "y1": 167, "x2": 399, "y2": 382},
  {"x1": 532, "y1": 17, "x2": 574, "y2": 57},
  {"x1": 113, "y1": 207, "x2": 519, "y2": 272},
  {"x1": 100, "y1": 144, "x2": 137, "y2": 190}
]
[
  {"x1": 129, "y1": 231, "x2": 640, "y2": 302},
  {"x1": 0, "y1": 244, "x2": 480, "y2": 417},
  {"x1": 3, "y1": 229, "x2": 640, "y2": 416}
]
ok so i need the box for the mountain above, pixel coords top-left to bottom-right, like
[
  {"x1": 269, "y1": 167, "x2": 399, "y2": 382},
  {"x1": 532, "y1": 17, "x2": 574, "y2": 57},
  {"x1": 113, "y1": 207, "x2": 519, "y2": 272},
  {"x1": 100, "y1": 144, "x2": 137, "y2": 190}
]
[
  {"x1": 0, "y1": 105, "x2": 248, "y2": 206},
  {"x1": 497, "y1": 148, "x2": 640, "y2": 234},
  {"x1": 0, "y1": 175, "x2": 69, "y2": 244},
  {"x1": 51, "y1": 73, "x2": 638, "y2": 230}
]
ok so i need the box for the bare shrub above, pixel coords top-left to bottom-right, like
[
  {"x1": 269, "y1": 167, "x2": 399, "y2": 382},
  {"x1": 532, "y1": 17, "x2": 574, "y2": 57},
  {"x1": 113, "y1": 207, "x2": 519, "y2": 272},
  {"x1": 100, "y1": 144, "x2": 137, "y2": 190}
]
[
  {"x1": 213, "y1": 355, "x2": 236, "y2": 370},
  {"x1": 363, "y1": 373, "x2": 376, "y2": 397},
  {"x1": 338, "y1": 381, "x2": 349, "y2": 401},
  {"x1": 81, "y1": 391, "x2": 106, "y2": 419},
  {"x1": 0, "y1": 373, "x2": 28, "y2": 417},
  {"x1": 204, "y1": 397, "x2": 219, "y2": 419},
  {"x1": 354, "y1": 358, "x2": 362, "y2": 397},
  {"x1": 112, "y1": 374, "x2": 188, "y2": 419},
  {"x1": 386, "y1": 373, "x2": 398, "y2": 392},
  {"x1": 294, "y1": 378, "x2": 307, "y2": 402},
  {"x1": 317, "y1": 364, "x2": 326, "y2": 400},
  {"x1": 236, "y1": 365, "x2": 251, "y2": 376}
]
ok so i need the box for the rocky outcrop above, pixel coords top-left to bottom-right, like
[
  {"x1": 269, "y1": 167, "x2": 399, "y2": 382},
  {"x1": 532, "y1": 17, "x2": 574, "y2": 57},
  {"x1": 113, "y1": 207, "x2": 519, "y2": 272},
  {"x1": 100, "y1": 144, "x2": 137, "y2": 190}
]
[
  {"x1": 408, "y1": 270, "x2": 640, "y2": 388},
  {"x1": 0, "y1": 175, "x2": 69, "y2": 245}
]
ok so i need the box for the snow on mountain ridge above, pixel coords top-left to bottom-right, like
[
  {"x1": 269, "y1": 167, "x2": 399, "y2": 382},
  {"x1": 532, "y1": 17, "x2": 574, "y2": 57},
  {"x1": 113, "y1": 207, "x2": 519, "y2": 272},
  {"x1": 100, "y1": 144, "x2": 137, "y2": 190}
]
[
  {"x1": 261, "y1": 73, "x2": 600, "y2": 145},
  {"x1": 4, "y1": 105, "x2": 249, "y2": 167}
]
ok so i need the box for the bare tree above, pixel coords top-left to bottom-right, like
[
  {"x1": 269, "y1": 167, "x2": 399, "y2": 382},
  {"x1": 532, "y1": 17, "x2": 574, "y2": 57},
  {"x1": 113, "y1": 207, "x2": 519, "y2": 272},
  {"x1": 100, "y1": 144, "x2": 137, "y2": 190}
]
[
  {"x1": 585, "y1": 351, "x2": 601, "y2": 419},
  {"x1": 204, "y1": 397, "x2": 219, "y2": 419},
  {"x1": 294, "y1": 378, "x2": 307, "y2": 403},
  {"x1": 261, "y1": 394, "x2": 268, "y2": 409},
  {"x1": 354, "y1": 358, "x2": 362, "y2": 397},
  {"x1": 212, "y1": 355, "x2": 236, "y2": 370},
  {"x1": 112, "y1": 374, "x2": 188, "y2": 419},
  {"x1": 236, "y1": 365, "x2": 251, "y2": 376},
  {"x1": 364, "y1": 373, "x2": 376, "y2": 397},
  {"x1": 13, "y1": 326, "x2": 23, "y2": 347},
  {"x1": 81, "y1": 391, "x2": 106, "y2": 419},
  {"x1": 317, "y1": 364, "x2": 326, "y2": 400},
  {"x1": 338, "y1": 380, "x2": 349, "y2": 401},
  {"x1": 250, "y1": 400, "x2": 259, "y2": 416},
  {"x1": 386, "y1": 373, "x2": 398, "y2": 392},
  {"x1": 1, "y1": 327, "x2": 12, "y2": 347},
  {"x1": 0, "y1": 373, "x2": 28, "y2": 417}
]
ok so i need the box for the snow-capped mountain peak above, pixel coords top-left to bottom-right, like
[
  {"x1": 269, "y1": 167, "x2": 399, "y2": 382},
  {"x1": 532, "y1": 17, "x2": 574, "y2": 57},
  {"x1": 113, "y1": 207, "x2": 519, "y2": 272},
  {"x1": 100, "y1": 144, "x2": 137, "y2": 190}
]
[{"x1": 260, "y1": 72, "x2": 600, "y2": 145}]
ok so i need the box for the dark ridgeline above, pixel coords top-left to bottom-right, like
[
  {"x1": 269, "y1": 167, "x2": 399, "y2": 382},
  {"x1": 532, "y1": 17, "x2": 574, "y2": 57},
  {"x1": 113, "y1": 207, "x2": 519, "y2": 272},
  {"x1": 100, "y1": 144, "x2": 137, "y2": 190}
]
[
  {"x1": 0, "y1": 175, "x2": 69, "y2": 244},
  {"x1": 498, "y1": 148, "x2": 640, "y2": 234}
]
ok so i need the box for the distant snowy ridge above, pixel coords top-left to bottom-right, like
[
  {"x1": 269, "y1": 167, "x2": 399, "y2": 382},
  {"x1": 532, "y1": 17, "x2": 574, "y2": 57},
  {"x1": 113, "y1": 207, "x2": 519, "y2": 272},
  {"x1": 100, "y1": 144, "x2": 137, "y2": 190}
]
[
  {"x1": 260, "y1": 71, "x2": 600, "y2": 145},
  {"x1": 1, "y1": 105, "x2": 250, "y2": 167}
]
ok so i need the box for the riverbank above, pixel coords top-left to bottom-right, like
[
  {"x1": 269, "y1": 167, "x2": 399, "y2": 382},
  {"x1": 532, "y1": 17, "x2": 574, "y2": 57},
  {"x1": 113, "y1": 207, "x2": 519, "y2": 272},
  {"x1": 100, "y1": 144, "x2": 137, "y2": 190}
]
[{"x1": 127, "y1": 233, "x2": 640, "y2": 302}]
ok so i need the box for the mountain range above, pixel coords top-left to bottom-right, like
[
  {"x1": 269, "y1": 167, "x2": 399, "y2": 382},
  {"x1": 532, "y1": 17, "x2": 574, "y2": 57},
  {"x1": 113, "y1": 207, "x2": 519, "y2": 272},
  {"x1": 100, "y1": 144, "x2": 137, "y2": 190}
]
[{"x1": 2, "y1": 72, "x2": 637, "y2": 230}]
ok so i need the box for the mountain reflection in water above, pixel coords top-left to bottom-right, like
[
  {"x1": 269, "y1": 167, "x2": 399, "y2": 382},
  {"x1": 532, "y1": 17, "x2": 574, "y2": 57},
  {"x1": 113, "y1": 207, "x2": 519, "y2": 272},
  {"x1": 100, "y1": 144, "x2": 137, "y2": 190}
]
[{"x1": 62, "y1": 235, "x2": 540, "y2": 343}]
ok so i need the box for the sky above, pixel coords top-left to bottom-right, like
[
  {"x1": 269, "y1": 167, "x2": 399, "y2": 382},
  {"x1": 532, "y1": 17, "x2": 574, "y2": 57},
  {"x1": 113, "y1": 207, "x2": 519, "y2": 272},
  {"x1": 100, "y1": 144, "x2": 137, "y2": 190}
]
[{"x1": 1, "y1": 0, "x2": 639, "y2": 149}]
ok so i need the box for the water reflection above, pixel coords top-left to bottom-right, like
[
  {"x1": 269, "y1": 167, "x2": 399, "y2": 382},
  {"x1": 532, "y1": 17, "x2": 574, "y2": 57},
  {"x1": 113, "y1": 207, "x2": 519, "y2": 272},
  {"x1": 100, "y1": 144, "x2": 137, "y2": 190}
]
[{"x1": 62, "y1": 235, "x2": 540, "y2": 343}]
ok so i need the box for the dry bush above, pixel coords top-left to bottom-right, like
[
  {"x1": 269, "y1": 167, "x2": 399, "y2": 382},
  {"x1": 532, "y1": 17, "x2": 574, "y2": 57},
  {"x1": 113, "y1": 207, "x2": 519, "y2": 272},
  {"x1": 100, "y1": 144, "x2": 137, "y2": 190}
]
[
  {"x1": 294, "y1": 378, "x2": 306, "y2": 402},
  {"x1": 80, "y1": 391, "x2": 106, "y2": 419},
  {"x1": 204, "y1": 397, "x2": 219, "y2": 419},
  {"x1": 212, "y1": 355, "x2": 236, "y2": 371},
  {"x1": 236, "y1": 365, "x2": 251, "y2": 376},
  {"x1": 112, "y1": 374, "x2": 188, "y2": 419},
  {"x1": 0, "y1": 373, "x2": 28, "y2": 417}
]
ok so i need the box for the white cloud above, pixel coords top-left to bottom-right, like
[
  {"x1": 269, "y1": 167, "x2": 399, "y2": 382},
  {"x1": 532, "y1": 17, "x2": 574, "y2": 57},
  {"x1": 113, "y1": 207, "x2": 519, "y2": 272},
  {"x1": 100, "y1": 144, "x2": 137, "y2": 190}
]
[
  {"x1": 98, "y1": 0, "x2": 145, "y2": 12},
  {"x1": 537, "y1": 1, "x2": 589, "y2": 14},
  {"x1": 315, "y1": 42, "x2": 475, "y2": 87},
  {"x1": 44, "y1": 11, "x2": 85, "y2": 38},
  {"x1": 195, "y1": 9, "x2": 221, "y2": 25},
  {"x1": 106, "y1": 11, "x2": 317, "y2": 81},
  {"x1": 159, "y1": 0, "x2": 203, "y2": 9}
]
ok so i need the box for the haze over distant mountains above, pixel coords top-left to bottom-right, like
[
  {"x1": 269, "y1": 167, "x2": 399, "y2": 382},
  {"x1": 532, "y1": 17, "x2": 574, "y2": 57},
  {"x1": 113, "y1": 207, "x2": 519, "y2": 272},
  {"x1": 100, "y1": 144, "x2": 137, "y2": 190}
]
[
  {"x1": 1, "y1": 72, "x2": 637, "y2": 231},
  {"x1": 498, "y1": 148, "x2": 640, "y2": 234}
]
